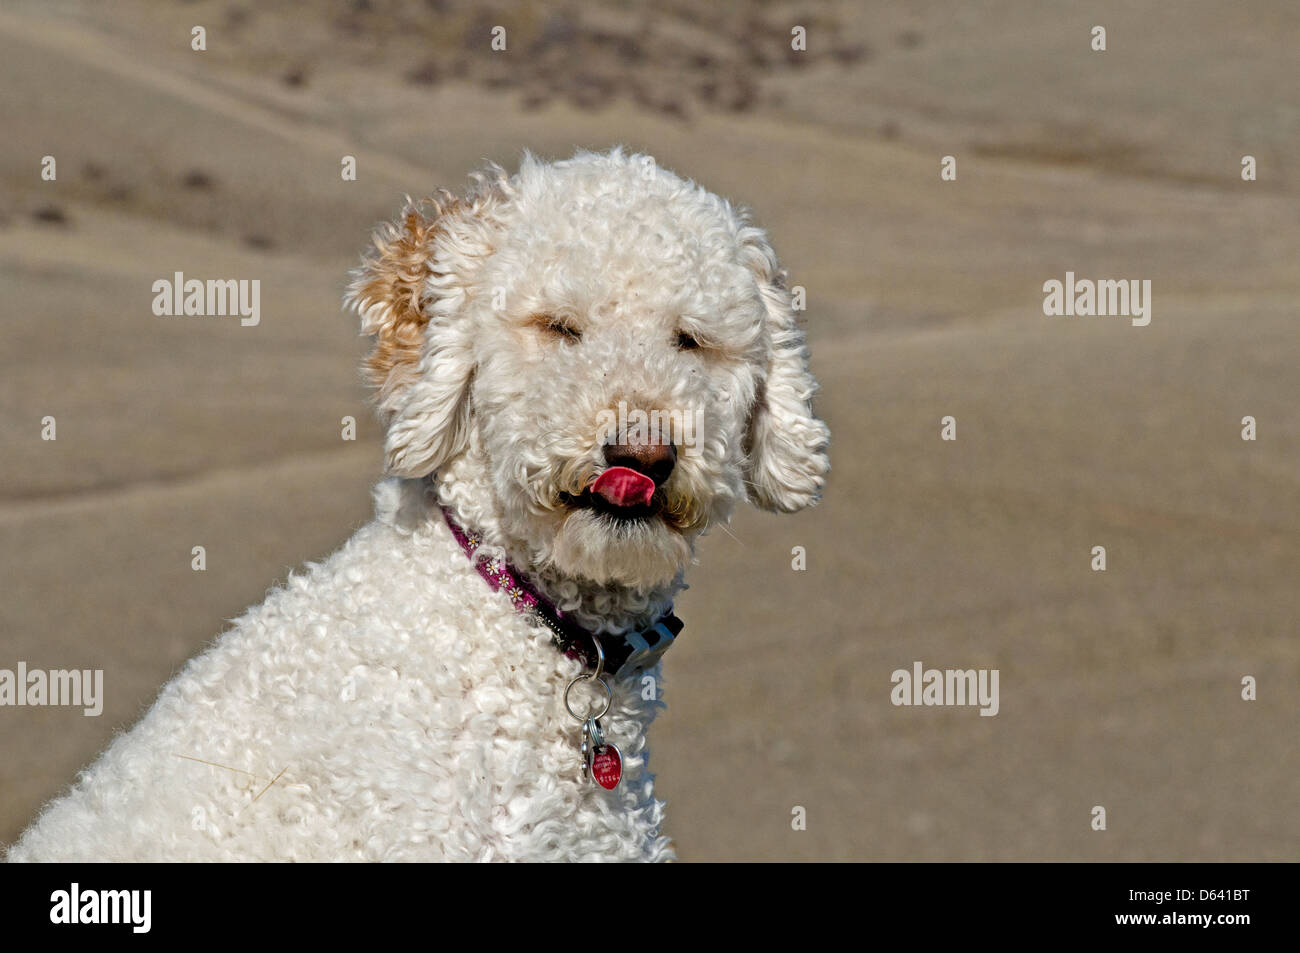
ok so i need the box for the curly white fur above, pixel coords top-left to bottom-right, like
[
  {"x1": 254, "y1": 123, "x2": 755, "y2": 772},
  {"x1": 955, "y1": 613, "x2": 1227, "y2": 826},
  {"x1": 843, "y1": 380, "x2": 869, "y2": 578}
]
[{"x1": 7, "y1": 149, "x2": 828, "y2": 862}]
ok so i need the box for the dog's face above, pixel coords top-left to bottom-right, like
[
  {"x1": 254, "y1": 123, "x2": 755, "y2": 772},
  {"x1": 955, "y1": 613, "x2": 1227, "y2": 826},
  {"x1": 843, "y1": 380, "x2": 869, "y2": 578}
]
[{"x1": 350, "y1": 151, "x2": 828, "y2": 590}]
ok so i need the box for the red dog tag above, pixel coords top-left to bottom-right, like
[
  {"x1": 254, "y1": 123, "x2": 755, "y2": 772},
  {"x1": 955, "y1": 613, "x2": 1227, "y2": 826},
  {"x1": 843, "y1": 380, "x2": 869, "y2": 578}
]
[{"x1": 591, "y1": 745, "x2": 622, "y2": 790}]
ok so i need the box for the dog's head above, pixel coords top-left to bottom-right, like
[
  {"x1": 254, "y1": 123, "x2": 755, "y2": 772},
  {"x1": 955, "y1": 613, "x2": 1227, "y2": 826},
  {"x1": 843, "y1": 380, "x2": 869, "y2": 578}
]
[{"x1": 349, "y1": 149, "x2": 828, "y2": 591}]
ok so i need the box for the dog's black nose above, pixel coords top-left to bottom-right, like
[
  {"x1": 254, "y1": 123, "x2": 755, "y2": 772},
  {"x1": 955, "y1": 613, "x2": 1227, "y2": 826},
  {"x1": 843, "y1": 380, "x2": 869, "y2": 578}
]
[{"x1": 603, "y1": 441, "x2": 677, "y2": 487}]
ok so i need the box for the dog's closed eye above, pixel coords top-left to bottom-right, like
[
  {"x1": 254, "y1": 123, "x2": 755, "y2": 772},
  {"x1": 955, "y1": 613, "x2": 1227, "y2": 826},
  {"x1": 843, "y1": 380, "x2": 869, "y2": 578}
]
[
  {"x1": 675, "y1": 330, "x2": 701, "y2": 351},
  {"x1": 532, "y1": 313, "x2": 583, "y2": 343}
]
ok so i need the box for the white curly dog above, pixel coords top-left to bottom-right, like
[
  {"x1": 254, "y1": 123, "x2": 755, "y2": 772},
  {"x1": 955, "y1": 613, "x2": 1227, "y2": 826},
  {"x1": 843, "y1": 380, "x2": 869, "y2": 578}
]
[{"x1": 8, "y1": 149, "x2": 828, "y2": 862}]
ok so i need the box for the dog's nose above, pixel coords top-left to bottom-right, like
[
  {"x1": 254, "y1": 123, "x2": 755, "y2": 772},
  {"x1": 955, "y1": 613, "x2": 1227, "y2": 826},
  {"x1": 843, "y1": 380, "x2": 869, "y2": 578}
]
[{"x1": 603, "y1": 441, "x2": 677, "y2": 487}]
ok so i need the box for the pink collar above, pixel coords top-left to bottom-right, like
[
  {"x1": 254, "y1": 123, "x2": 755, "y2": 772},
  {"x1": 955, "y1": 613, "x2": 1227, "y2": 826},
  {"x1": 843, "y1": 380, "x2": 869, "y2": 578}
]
[{"x1": 440, "y1": 506, "x2": 683, "y2": 678}]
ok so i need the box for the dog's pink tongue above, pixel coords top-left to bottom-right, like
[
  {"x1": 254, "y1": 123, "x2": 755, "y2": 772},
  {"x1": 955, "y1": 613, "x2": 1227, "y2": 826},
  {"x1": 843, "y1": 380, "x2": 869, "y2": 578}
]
[{"x1": 590, "y1": 466, "x2": 656, "y2": 507}]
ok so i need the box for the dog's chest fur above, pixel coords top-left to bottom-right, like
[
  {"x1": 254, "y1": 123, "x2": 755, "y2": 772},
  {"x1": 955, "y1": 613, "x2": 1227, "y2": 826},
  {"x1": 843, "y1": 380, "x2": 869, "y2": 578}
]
[{"x1": 10, "y1": 479, "x2": 673, "y2": 862}]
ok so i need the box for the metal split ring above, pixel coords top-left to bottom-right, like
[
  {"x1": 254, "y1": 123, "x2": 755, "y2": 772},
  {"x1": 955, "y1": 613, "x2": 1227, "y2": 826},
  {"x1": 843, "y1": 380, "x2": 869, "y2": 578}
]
[{"x1": 564, "y1": 672, "x2": 612, "y2": 722}]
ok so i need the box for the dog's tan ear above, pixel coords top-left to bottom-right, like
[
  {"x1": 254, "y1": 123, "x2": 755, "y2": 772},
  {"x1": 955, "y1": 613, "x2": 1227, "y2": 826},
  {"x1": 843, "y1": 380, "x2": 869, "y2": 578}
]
[
  {"x1": 348, "y1": 171, "x2": 507, "y2": 477},
  {"x1": 738, "y1": 225, "x2": 831, "y2": 512}
]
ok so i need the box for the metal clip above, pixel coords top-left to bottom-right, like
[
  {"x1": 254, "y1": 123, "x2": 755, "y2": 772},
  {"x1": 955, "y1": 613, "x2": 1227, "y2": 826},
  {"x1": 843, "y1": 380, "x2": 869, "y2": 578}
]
[{"x1": 564, "y1": 637, "x2": 620, "y2": 788}]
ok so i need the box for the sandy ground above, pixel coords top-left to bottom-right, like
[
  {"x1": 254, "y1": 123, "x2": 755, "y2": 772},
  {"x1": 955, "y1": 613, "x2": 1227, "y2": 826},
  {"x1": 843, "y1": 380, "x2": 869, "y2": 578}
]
[{"x1": 1, "y1": 1, "x2": 1297, "y2": 861}]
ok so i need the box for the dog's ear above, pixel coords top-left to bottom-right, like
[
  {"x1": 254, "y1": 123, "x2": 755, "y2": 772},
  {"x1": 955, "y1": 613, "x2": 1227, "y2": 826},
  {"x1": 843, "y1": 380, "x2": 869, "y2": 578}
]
[
  {"x1": 738, "y1": 225, "x2": 831, "y2": 512},
  {"x1": 348, "y1": 171, "x2": 506, "y2": 477}
]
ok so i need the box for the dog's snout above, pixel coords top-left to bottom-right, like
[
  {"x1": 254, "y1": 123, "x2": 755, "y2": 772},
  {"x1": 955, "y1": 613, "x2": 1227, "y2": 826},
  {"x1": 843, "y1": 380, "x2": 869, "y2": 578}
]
[{"x1": 603, "y1": 441, "x2": 677, "y2": 487}]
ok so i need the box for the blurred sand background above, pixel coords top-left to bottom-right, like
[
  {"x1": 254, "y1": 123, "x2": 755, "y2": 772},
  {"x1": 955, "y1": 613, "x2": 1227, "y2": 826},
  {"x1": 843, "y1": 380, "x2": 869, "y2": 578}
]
[{"x1": 1, "y1": 0, "x2": 1297, "y2": 860}]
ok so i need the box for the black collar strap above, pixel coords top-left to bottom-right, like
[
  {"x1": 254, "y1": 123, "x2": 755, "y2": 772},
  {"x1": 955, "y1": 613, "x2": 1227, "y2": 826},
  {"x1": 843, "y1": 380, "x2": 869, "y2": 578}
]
[{"x1": 441, "y1": 506, "x2": 683, "y2": 678}]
